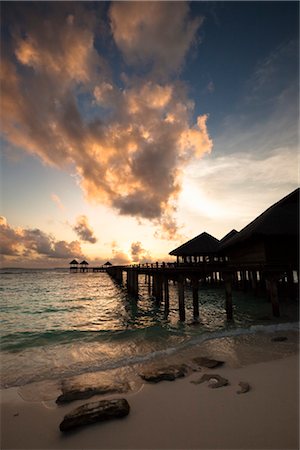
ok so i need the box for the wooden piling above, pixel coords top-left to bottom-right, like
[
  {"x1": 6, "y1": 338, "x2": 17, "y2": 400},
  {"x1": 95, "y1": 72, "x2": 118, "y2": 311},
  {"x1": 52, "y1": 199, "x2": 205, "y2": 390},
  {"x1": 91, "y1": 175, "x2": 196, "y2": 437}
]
[
  {"x1": 164, "y1": 276, "x2": 169, "y2": 313},
  {"x1": 192, "y1": 277, "x2": 199, "y2": 319},
  {"x1": 266, "y1": 276, "x2": 280, "y2": 317},
  {"x1": 223, "y1": 272, "x2": 233, "y2": 321},
  {"x1": 178, "y1": 276, "x2": 185, "y2": 321}
]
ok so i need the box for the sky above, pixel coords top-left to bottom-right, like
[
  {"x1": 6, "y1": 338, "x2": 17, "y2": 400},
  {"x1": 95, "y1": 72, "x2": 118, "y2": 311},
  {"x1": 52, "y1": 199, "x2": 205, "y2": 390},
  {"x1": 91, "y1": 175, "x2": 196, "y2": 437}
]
[{"x1": 0, "y1": 1, "x2": 299, "y2": 268}]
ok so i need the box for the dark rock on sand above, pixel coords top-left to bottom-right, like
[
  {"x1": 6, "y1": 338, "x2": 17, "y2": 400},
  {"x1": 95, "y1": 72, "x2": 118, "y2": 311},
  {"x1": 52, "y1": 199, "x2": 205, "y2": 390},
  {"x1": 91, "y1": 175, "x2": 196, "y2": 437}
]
[
  {"x1": 271, "y1": 336, "x2": 288, "y2": 342},
  {"x1": 140, "y1": 364, "x2": 188, "y2": 383},
  {"x1": 59, "y1": 398, "x2": 130, "y2": 432},
  {"x1": 192, "y1": 357, "x2": 224, "y2": 369},
  {"x1": 191, "y1": 373, "x2": 229, "y2": 388},
  {"x1": 56, "y1": 383, "x2": 130, "y2": 404},
  {"x1": 237, "y1": 381, "x2": 250, "y2": 394}
]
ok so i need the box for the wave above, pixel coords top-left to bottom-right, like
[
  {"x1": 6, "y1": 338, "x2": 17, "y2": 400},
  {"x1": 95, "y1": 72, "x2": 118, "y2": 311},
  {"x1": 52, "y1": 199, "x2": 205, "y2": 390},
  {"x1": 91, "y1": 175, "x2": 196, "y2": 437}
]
[
  {"x1": 1, "y1": 320, "x2": 298, "y2": 353},
  {"x1": 1, "y1": 321, "x2": 298, "y2": 389},
  {"x1": 0, "y1": 325, "x2": 179, "y2": 352}
]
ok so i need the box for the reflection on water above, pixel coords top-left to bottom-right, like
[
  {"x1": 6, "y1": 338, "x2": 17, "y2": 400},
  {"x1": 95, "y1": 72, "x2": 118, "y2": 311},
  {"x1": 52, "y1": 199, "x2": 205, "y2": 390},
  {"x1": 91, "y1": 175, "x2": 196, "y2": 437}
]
[{"x1": 0, "y1": 269, "x2": 298, "y2": 388}]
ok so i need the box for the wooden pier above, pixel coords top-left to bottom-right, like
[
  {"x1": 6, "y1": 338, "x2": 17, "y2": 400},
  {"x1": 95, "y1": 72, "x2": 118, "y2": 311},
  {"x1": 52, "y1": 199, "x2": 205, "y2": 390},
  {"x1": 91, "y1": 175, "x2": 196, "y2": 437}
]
[
  {"x1": 69, "y1": 189, "x2": 299, "y2": 322},
  {"x1": 105, "y1": 261, "x2": 298, "y2": 322}
]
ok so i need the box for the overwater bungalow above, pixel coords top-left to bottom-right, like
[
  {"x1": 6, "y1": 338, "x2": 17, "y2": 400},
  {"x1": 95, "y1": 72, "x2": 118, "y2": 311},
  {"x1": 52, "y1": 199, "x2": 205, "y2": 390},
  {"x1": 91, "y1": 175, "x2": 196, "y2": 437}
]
[
  {"x1": 220, "y1": 189, "x2": 298, "y2": 269},
  {"x1": 69, "y1": 259, "x2": 79, "y2": 273},
  {"x1": 169, "y1": 232, "x2": 220, "y2": 265},
  {"x1": 220, "y1": 188, "x2": 299, "y2": 315},
  {"x1": 79, "y1": 260, "x2": 89, "y2": 273}
]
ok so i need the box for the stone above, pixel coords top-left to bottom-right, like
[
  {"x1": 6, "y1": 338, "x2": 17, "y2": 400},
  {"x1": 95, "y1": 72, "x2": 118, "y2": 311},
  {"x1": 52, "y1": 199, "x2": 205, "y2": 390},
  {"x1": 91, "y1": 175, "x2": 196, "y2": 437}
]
[
  {"x1": 140, "y1": 365, "x2": 188, "y2": 383},
  {"x1": 237, "y1": 382, "x2": 250, "y2": 394},
  {"x1": 191, "y1": 373, "x2": 229, "y2": 388},
  {"x1": 59, "y1": 398, "x2": 130, "y2": 432},
  {"x1": 192, "y1": 357, "x2": 224, "y2": 369},
  {"x1": 56, "y1": 383, "x2": 130, "y2": 404},
  {"x1": 271, "y1": 336, "x2": 288, "y2": 342}
]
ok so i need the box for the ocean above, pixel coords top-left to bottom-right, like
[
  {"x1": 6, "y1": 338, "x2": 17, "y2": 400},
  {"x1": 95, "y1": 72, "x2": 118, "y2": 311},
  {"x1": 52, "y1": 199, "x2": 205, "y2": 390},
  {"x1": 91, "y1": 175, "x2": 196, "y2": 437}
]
[{"x1": 0, "y1": 268, "x2": 298, "y2": 390}]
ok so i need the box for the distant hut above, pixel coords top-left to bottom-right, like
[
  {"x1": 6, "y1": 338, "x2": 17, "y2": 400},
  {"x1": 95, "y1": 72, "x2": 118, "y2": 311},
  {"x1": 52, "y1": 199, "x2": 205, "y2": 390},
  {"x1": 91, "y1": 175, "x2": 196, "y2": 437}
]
[
  {"x1": 169, "y1": 232, "x2": 220, "y2": 265},
  {"x1": 69, "y1": 259, "x2": 79, "y2": 273},
  {"x1": 103, "y1": 261, "x2": 112, "y2": 266},
  {"x1": 79, "y1": 260, "x2": 89, "y2": 273}
]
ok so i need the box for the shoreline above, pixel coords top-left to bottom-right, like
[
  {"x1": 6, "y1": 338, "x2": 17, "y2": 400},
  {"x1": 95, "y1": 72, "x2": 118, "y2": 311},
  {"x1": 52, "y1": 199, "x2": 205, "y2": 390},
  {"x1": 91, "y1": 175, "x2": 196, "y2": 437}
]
[
  {"x1": 1, "y1": 329, "x2": 299, "y2": 450},
  {"x1": 2, "y1": 320, "x2": 299, "y2": 391}
]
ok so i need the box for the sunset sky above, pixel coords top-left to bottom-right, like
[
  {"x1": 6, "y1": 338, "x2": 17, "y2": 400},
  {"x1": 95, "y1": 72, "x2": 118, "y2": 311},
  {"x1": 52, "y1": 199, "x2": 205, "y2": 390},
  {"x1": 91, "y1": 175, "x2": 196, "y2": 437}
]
[{"x1": 0, "y1": 1, "x2": 299, "y2": 267}]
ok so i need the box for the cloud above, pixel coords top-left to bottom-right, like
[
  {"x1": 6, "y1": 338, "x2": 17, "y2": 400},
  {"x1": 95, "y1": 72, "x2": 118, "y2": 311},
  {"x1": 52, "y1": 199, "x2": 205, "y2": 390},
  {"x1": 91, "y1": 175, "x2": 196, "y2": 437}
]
[
  {"x1": 110, "y1": 241, "x2": 130, "y2": 265},
  {"x1": 1, "y1": 2, "x2": 211, "y2": 239},
  {"x1": 109, "y1": 1, "x2": 202, "y2": 76},
  {"x1": 51, "y1": 193, "x2": 65, "y2": 212},
  {"x1": 179, "y1": 147, "x2": 299, "y2": 232},
  {"x1": 130, "y1": 241, "x2": 151, "y2": 264},
  {"x1": 73, "y1": 215, "x2": 97, "y2": 243},
  {"x1": 0, "y1": 216, "x2": 84, "y2": 265}
]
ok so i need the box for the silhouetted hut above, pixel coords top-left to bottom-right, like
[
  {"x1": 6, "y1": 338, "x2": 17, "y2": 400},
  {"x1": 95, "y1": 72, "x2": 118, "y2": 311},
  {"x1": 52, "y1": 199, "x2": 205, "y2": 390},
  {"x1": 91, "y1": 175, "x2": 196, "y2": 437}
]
[
  {"x1": 69, "y1": 259, "x2": 79, "y2": 273},
  {"x1": 169, "y1": 232, "x2": 220, "y2": 264},
  {"x1": 220, "y1": 188, "x2": 299, "y2": 316},
  {"x1": 219, "y1": 229, "x2": 238, "y2": 245},
  {"x1": 79, "y1": 260, "x2": 89, "y2": 273},
  {"x1": 220, "y1": 189, "x2": 299, "y2": 267},
  {"x1": 103, "y1": 261, "x2": 112, "y2": 266}
]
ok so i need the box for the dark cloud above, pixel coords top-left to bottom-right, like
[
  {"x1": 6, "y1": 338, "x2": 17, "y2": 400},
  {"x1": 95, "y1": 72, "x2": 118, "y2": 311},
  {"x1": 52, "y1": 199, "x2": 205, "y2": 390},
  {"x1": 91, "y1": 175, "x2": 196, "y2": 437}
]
[
  {"x1": 0, "y1": 216, "x2": 84, "y2": 264},
  {"x1": 73, "y1": 215, "x2": 97, "y2": 244},
  {"x1": 109, "y1": 2, "x2": 202, "y2": 76},
  {"x1": 1, "y1": 2, "x2": 212, "y2": 239},
  {"x1": 130, "y1": 241, "x2": 150, "y2": 264}
]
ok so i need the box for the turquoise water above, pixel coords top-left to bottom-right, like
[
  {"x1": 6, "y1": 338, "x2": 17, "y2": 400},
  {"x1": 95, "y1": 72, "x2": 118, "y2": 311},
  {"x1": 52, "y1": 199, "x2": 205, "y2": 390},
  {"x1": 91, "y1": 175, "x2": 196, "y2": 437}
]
[{"x1": 0, "y1": 269, "x2": 297, "y2": 388}]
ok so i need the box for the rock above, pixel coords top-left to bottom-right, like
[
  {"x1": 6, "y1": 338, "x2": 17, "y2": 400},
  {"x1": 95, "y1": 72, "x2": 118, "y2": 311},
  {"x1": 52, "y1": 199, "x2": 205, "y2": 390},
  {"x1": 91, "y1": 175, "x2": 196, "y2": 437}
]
[
  {"x1": 237, "y1": 382, "x2": 250, "y2": 394},
  {"x1": 59, "y1": 398, "x2": 130, "y2": 432},
  {"x1": 191, "y1": 373, "x2": 229, "y2": 388},
  {"x1": 140, "y1": 365, "x2": 188, "y2": 383},
  {"x1": 271, "y1": 336, "x2": 288, "y2": 342},
  {"x1": 192, "y1": 357, "x2": 224, "y2": 369},
  {"x1": 56, "y1": 383, "x2": 129, "y2": 404}
]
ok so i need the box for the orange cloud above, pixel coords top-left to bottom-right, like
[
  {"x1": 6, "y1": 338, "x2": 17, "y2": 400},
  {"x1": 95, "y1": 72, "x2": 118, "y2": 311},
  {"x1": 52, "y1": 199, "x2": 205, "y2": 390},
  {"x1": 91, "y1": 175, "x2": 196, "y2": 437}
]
[
  {"x1": 73, "y1": 215, "x2": 97, "y2": 244},
  {"x1": 1, "y1": 2, "x2": 212, "y2": 240},
  {"x1": 51, "y1": 193, "x2": 65, "y2": 212},
  {"x1": 130, "y1": 241, "x2": 151, "y2": 263},
  {"x1": 109, "y1": 2, "x2": 203, "y2": 76},
  {"x1": 0, "y1": 217, "x2": 84, "y2": 266}
]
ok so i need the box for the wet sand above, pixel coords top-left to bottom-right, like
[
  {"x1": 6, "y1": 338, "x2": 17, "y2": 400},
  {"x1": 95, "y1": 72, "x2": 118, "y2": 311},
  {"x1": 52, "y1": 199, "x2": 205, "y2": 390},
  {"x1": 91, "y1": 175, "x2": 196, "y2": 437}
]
[{"x1": 1, "y1": 330, "x2": 299, "y2": 450}]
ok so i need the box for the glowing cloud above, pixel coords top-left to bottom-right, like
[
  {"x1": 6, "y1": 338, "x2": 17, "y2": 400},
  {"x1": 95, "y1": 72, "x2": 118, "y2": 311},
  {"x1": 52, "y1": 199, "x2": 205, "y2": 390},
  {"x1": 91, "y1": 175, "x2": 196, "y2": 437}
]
[
  {"x1": 0, "y1": 216, "x2": 84, "y2": 265},
  {"x1": 130, "y1": 241, "x2": 151, "y2": 263},
  {"x1": 109, "y1": 1, "x2": 202, "y2": 75},
  {"x1": 0, "y1": 2, "x2": 212, "y2": 239},
  {"x1": 51, "y1": 193, "x2": 65, "y2": 212}
]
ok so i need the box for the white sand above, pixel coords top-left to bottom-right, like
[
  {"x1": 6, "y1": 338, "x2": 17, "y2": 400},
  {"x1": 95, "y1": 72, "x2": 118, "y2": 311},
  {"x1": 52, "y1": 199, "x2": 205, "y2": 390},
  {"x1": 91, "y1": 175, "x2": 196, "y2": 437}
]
[{"x1": 1, "y1": 350, "x2": 299, "y2": 450}]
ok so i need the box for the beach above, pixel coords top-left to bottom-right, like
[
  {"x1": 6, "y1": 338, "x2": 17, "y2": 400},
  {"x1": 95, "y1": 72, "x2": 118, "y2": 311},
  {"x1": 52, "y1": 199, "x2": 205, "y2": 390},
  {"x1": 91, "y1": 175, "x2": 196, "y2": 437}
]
[{"x1": 1, "y1": 330, "x2": 299, "y2": 450}]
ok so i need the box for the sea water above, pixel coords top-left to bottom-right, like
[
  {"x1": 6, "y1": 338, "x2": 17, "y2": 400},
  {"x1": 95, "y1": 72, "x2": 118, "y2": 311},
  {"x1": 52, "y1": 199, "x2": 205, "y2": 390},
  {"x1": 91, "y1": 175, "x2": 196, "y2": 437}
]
[{"x1": 0, "y1": 268, "x2": 298, "y2": 389}]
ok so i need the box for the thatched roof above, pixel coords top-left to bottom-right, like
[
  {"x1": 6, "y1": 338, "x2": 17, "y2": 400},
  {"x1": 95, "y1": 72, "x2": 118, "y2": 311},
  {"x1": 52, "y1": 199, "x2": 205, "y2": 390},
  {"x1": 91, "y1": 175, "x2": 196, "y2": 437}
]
[
  {"x1": 69, "y1": 259, "x2": 78, "y2": 265},
  {"x1": 104, "y1": 261, "x2": 112, "y2": 266},
  {"x1": 220, "y1": 229, "x2": 238, "y2": 244},
  {"x1": 169, "y1": 232, "x2": 220, "y2": 256},
  {"x1": 221, "y1": 188, "x2": 299, "y2": 250},
  {"x1": 80, "y1": 260, "x2": 89, "y2": 265}
]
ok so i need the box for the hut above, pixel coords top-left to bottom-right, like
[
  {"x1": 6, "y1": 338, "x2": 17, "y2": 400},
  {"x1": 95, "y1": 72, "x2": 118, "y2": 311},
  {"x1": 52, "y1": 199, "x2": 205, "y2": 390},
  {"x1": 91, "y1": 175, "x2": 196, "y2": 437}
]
[
  {"x1": 79, "y1": 260, "x2": 89, "y2": 273},
  {"x1": 169, "y1": 232, "x2": 220, "y2": 265},
  {"x1": 219, "y1": 229, "x2": 238, "y2": 245},
  {"x1": 103, "y1": 261, "x2": 112, "y2": 266},
  {"x1": 69, "y1": 259, "x2": 79, "y2": 273},
  {"x1": 220, "y1": 188, "x2": 299, "y2": 316},
  {"x1": 220, "y1": 189, "x2": 299, "y2": 267}
]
